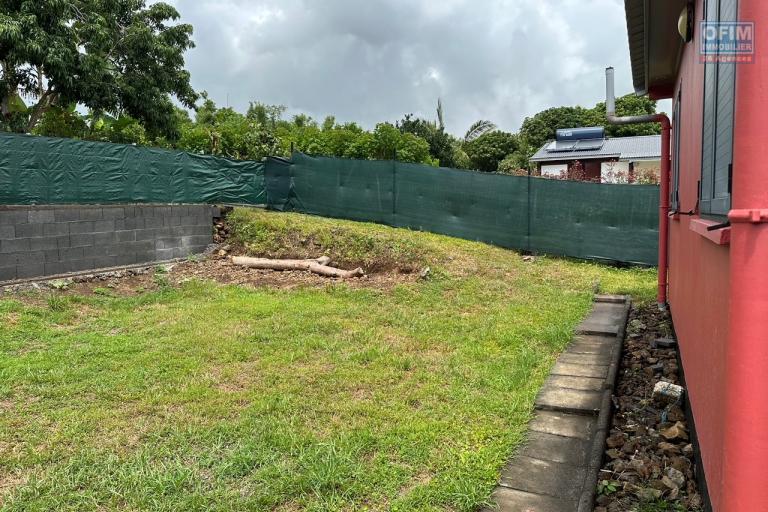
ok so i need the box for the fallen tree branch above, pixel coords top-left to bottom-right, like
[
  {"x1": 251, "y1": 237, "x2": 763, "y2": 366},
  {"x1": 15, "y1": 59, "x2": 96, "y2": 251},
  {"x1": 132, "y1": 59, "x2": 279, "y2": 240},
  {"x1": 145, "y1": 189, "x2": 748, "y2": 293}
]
[{"x1": 231, "y1": 256, "x2": 364, "y2": 278}]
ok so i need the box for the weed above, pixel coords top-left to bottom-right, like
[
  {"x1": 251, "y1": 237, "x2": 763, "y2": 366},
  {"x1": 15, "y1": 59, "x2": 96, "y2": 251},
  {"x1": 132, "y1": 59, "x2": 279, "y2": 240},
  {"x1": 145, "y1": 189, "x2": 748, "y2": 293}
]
[
  {"x1": 46, "y1": 294, "x2": 68, "y2": 312},
  {"x1": 597, "y1": 479, "x2": 619, "y2": 496}
]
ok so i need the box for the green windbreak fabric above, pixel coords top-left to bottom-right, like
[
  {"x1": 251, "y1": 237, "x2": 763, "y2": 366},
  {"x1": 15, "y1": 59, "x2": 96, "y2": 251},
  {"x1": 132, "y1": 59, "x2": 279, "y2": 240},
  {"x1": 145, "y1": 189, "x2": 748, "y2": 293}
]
[
  {"x1": 528, "y1": 179, "x2": 659, "y2": 265},
  {"x1": 266, "y1": 152, "x2": 659, "y2": 266},
  {"x1": 0, "y1": 132, "x2": 265, "y2": 205},
  {"x1": 394, "y1": 162, "x2": 529, "y2": 249}
]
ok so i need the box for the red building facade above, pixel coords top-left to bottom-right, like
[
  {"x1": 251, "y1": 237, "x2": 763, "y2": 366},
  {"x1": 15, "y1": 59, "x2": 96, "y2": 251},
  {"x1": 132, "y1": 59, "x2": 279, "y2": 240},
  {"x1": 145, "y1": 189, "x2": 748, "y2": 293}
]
[{"x1": 624, "y1": 1, "x2": 768, "y2": 510}]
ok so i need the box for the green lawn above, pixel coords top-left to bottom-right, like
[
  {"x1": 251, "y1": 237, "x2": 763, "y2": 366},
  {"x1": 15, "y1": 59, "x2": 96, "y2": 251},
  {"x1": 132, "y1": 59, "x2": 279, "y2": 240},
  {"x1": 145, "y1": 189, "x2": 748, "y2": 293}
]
[{"x1": 0, "y1": 209, "x2": 656, "y2": 512}]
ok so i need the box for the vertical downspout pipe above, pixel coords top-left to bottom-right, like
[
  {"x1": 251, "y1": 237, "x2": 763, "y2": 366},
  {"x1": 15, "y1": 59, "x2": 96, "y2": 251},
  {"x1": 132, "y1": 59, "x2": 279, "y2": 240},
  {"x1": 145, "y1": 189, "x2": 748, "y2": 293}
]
[
  {"x1": 605, "y1": 67, "x2": 671, "y2": 308},
  {"x1": 722, "y1": 0, "x2": 768, "y2": 507}
]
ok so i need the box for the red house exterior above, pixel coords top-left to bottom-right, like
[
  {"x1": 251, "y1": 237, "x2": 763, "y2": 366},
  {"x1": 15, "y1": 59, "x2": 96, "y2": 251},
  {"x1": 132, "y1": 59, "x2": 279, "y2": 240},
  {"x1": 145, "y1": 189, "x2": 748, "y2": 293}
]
[{"x1": 623, "y1": 1, "x2": 768, "y2": 511}]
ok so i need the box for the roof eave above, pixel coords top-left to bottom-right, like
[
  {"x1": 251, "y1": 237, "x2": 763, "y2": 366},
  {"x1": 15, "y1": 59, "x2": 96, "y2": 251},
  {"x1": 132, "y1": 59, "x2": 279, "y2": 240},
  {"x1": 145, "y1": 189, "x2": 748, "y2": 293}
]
[{"x1": 624, "y1": 0, "x2": 687, "y2": 100}]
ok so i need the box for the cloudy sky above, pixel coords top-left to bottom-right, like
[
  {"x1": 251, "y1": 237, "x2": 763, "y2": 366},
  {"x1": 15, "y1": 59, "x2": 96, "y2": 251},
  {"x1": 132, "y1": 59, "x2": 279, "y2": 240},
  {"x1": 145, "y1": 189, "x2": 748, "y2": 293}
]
[{"x1": 165, "y1": 0, "x2": 669, "y2": 136}]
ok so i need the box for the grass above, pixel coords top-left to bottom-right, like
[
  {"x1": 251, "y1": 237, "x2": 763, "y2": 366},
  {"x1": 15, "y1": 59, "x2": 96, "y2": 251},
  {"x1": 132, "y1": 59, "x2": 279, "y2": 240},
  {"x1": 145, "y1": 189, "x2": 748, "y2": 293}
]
[{"x1": 0, "y1": 208, "x2": 656, "y2": 511}]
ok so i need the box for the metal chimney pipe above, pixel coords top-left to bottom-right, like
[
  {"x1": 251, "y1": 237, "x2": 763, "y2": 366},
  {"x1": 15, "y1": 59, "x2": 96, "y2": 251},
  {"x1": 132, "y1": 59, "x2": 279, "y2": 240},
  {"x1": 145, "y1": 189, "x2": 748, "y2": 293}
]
[
  {"x1": 604, "y1": 67, "x2": 672, "y2": 309},
  {"x1": 606, "y1": 66, "x2": 616, "y2": 116}
]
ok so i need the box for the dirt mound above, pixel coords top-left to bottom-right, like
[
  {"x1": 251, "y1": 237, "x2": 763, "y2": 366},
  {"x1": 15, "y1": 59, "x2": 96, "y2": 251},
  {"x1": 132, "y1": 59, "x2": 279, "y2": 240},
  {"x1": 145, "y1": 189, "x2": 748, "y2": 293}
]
[{"x1": 227, "y1": 208, "x2": 436, "y2": 274}]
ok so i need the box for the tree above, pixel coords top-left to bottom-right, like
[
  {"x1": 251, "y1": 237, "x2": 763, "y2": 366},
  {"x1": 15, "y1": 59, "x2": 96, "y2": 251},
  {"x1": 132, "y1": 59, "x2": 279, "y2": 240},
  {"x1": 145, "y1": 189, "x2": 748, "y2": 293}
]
[
  {"x1": 518, "y1": 106, "x2": 592, "y2": 153},
  {"x1": 518, "y1": 94, "x2": 662, "y2": 154},
  {"x1": 590, "y1": 94, "x2": 661, "y2": 137},
  {"x1": 464, "y1": 120, "x2": 496, "y2": 142},
  {"x1": 247, "y1": 102, "x2": 286, "y2": 130},
  {"x1": 397, "y1": 98, "x2": 462, "y2": 168},
  {"x1": 176, "y1": 97, "x2": 280, "y2": 160},
  {"x1": 463, "y1": 130, "x2": 518, "y2": 172},
  {"x1": 397, "y1": 113, "x2": 457, "y2": 167},
  {"x1": 0, "y1": 1, "x2": 197, "y2": 138}
]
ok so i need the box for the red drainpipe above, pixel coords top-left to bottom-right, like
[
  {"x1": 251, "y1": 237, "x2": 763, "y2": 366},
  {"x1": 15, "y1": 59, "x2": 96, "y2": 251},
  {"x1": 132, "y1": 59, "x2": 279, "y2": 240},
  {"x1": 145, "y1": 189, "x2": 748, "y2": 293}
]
[
  {"x1": 721, "y1": 0, "x2": 768, "y2": 507},
  {"x1": 605, "y1": 67, "x2": 671, "y2": 307}
]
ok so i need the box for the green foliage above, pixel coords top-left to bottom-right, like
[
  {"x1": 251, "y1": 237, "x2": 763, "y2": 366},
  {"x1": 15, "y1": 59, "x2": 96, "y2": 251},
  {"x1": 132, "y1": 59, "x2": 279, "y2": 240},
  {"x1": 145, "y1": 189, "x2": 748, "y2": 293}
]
[
  {"x1": 597, "y1": 479, "x2": 619, "y2": 496},
  {"x1": 464, "y1": 120, "x2": 496, "y2": 142},
  {"x1": 519, "y1": 94, "x2": 661, "y2": 152},
  {"x1": 275, "y1": 115, "x2": 436, "y2": 165},
  {"x1": 593, "y1": 94, "x2": 662, "y2": 137},
  {"x1": 0, "y1": 1, "x2": 198, "y2": 138},
  {"x1": 497, "y1": 153, "x2": 530, "y2": 175},
  {"x1": 397, "y1": 113, "x2": 458, "y2": 167},
  {"x1": 463, "y1": 130, "x2": 518, "y2": 172},
  {"x1": 175, "y1": 95, "x2": 281, "y2": 160}
]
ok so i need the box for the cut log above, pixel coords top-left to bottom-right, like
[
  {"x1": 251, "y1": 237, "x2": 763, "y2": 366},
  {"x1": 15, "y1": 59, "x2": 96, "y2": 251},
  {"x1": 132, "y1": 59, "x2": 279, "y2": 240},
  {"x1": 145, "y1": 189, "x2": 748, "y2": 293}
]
[
  {"x1": 231, "y1": 256, "x2": 330, "y2": 271},
  {"x1": 231, "y1": 256, "x2": 364, "y2": 278},
  {"x1": 308, "y1": 263, "x2": 365, "y2": 278}
]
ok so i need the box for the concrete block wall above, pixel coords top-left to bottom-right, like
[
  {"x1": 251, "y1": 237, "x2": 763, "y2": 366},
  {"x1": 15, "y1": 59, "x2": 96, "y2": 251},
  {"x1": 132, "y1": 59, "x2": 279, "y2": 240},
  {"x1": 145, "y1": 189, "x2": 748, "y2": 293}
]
[{"x1": 0, "y1": 205, "x2": 215, "y2": 282}]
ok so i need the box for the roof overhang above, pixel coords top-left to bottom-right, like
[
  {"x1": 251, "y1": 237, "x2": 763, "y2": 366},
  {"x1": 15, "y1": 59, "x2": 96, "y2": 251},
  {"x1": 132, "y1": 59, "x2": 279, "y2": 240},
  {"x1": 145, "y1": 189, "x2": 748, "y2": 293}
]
[
  {"x1": 531, "y1": 154, "x2": 622, "y2": 163},
  {"x1": 625, "y1": 0, "x2": 688, "y2": 99}
]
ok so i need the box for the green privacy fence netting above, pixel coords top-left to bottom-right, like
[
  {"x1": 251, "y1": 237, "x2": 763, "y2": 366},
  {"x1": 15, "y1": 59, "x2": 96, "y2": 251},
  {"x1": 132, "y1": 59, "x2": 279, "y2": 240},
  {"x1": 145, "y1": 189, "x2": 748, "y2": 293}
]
[
  {"x1": 265, "y1": 152, "x2": 660, "y2": 265},
  {"x1": 0, "y1": 132, "x2": 265, "y2": 205},
  {"x1": 0, "y1": 133, "x2": 658, "y2": 265}
]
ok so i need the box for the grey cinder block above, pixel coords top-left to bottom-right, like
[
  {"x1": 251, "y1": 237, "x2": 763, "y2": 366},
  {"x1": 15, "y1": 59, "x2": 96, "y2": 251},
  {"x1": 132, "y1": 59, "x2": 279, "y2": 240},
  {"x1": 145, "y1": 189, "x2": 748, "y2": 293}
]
[
  {"x1": 27, "y1": 209, "x2": 55, "y2": 224},
  {"x1": 59, "y1": 247, "x2": 85, "y2": 260},
  {"x1": 123, "y1": 217, "x2": 144, "y2": 230},
  {"x1": 0, "y1": 238, "x2": 30, "y2": 254},
  {"x1": 134, "y1": 229, "x2": 157, "y2": 242},
  {"x1": 54, "y1": 208, "x2": 80, "y2": 222},
  {"x1": 25, "y1": 251, "x2": 46, "y2": 264},
  {"x1": 102, "y1": 207, "x2": 125, "y2": 219},
  {"x1": 92, "y1": 220, "x2": 115, "y2": 233},
  {"x1": 44, "y1": 249, "x2": 60, "y2": 262},
  {"x1": 69, "y1": 234, "x2": 95, "y2": 248},
  {"x1": 68, "y1": 221, "x2": 94, "y2": 234},
  {"x1": 93, "y1": 256, "x2": 119, "y2": 269},
  {"x1": 56, "y1": 235, "x2": 72, "y2": 249},
  {"x1": 0, "y1": 266, "x2": 17, "y2": 281},
  {"x1": 16, "y1": 263, "x2": 46, "y2": 279},
  {"x1": 44, "y1": 262, "x2": 70, "y2": 275},
  {"x1": 30, "y1": 237, "x2": 59, "y2": 251},
  {"x1": 113, "y1": 253, "x2": 135, "y2": 266},
  {"x1": 79, "y1": 208, "x2": 104, "y2": 221},
  {"x1": 0, "y1": 210, "x2": 29, "y2": 225},
  {"x1": 0, "y1": 225, "x2": 15, "y2": 239},
  {"x1": 115, "y1": 231, "x2": 136, "y2": 243},
  {"x1": 155, "y1": 248, "x2": 176, "y2": 260},
  {"x1": 93, "y1": 232, "x2": 116, "y2": 245},
  {"x1": 68, "y1": 259, "x2": 95, "y2": 272},
  {"x1": 43, "y1": 223, "x2": 69, "y2": 236},
  {"x1": 14, "y1": 223, "x2": 44, "y2": 238},
  {"x1": 0, "y1": 253, "x2": 17, "y2": 267},
  {"x1": 163, "y1": 216, "x2": 182, "y2": 227}
]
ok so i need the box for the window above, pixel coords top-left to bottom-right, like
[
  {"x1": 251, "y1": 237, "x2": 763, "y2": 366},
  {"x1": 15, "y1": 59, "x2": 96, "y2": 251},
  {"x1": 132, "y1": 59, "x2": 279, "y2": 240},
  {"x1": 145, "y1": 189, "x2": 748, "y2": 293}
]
[
  {"x1": 672, "y1": 88, "x2": 682, "y2": 211},
  {"x1": 700, "y1": 0, "x2": 736, "y2": 216}
]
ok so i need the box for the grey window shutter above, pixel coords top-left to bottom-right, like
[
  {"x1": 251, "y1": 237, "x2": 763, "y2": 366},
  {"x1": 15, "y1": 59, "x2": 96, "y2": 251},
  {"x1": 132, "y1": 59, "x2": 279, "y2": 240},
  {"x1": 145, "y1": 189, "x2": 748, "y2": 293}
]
[{"x1": 700, "y1": 0, "x2": 736, "y2": 216}]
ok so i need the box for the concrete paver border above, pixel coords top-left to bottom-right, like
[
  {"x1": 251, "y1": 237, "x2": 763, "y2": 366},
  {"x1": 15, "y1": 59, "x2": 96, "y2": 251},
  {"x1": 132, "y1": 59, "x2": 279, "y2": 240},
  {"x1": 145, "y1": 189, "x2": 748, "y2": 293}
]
[{"x1": 485, "y1": 295, "x2": 631, "y2": 512}]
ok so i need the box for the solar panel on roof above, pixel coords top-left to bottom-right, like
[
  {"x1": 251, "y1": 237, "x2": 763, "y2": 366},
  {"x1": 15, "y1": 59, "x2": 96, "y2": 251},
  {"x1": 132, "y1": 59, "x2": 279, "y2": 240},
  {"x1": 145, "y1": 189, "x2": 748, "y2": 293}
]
[
  {"x1": 545, "y1": 141, "x2": 577, "y2": 152},
  {"x1": 574, "y1": 139, "x2": 605, "y2": 151}
]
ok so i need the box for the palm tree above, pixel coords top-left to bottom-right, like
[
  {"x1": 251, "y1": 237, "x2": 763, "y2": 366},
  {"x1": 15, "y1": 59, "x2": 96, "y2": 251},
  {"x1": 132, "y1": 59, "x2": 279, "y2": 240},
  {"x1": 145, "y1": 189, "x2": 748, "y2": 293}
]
[{"x1": 463, "y1": 120, "x2": 496, "y2": 142}]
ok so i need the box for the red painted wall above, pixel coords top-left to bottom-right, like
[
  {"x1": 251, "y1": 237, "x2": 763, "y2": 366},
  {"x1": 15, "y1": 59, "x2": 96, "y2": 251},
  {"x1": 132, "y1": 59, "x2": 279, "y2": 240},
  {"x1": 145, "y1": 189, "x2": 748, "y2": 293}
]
[{"x1": 668, "y1": 1, "x2": 730, "y2": 509}]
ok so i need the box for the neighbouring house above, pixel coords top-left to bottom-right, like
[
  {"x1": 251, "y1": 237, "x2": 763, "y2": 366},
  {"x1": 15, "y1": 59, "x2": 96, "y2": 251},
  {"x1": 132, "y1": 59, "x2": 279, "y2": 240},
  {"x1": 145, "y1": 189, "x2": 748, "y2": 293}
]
[
  {"x1": 622, "y1": 1, "x2": 767, "y2": 511},
  {"x1": 529, "y1": 127, "x2": 661, "y2": 183}
]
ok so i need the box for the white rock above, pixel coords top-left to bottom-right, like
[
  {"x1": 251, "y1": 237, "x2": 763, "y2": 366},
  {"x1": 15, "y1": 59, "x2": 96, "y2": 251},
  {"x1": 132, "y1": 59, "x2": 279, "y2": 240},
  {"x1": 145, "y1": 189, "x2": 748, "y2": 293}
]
[{"x1": 653, "y1": 381, "x2": 684, "y2": 401}]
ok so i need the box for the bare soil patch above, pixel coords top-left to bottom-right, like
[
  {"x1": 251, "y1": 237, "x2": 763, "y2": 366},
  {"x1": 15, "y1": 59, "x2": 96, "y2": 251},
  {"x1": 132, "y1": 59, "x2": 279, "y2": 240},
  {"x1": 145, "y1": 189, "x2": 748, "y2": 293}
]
[{"x1": 0, "y1": 247, "x2": 419, "y2": 303}]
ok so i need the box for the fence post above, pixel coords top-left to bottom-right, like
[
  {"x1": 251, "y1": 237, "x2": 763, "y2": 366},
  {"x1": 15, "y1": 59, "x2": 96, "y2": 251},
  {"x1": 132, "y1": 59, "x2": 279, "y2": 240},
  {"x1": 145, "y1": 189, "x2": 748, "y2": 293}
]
[
  {"x1": 527, "y1": 168, "x2": 532, "y2": 253},
  {"x1": 392, "y1": 149, "x2": 397, "y2": 227}
]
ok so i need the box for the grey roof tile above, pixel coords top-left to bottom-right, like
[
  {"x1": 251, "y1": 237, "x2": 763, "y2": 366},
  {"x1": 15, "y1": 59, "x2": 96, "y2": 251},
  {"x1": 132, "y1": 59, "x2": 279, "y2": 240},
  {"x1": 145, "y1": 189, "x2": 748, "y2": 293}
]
[{"x1": 530, "y1": 135, "x2": 661, "y2": 162}]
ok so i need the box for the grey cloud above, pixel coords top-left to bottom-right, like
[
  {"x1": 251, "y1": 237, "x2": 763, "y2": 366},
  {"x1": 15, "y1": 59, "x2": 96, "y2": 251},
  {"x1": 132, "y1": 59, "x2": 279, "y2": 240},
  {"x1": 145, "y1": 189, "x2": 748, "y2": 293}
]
[{"x1": 167, "y1": 0, "x2": 669, "y2": 136}]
